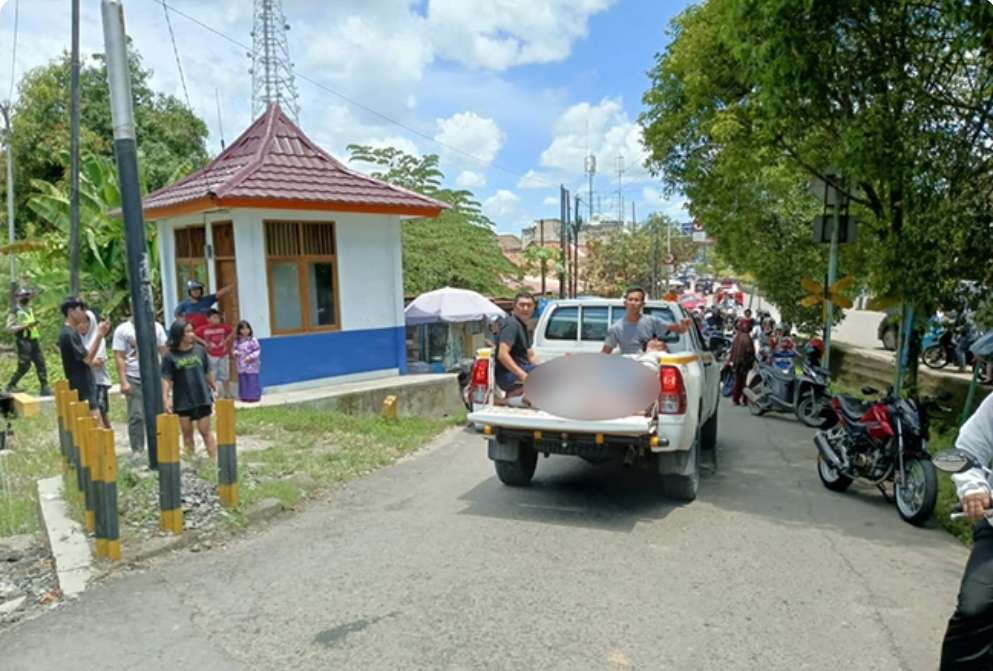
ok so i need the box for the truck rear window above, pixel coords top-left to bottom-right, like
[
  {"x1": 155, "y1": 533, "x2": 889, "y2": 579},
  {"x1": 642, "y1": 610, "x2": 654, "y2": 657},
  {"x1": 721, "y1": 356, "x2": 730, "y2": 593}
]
[{"x1": 545, "y1": 306, "x2": 578, "y2": 340}]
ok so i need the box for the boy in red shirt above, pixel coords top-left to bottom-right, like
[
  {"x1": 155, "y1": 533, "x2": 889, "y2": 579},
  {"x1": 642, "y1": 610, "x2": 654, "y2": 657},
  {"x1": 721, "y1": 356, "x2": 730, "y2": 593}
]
[{"x1": 194, "y1": 309, "x2": 234, "y2": 399}]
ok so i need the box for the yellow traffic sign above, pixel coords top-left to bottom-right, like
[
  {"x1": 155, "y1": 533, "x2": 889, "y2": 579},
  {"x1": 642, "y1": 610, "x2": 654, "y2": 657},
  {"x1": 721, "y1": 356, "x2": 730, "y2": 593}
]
[{"x1": 800, "y1": 275, "x2": 855, "y2": 310}]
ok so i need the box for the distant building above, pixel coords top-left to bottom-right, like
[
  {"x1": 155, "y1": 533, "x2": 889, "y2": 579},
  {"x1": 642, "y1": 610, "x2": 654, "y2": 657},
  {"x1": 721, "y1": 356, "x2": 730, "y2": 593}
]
[{"x1": 520, "y1": 219, "x2": 563, "y2": 248}]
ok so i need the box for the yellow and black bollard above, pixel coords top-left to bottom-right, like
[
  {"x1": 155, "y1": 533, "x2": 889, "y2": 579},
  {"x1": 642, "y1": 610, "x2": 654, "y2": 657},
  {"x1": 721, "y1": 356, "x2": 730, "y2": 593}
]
[
  {"x1": 77, "y1": 416, "x2": 97, "y2": 533},
  {"x1": 93, "y1": 428, "x2": 120, "y2": 560},
  {"x1": 68, "y1": 399, "x2": 86, "y2": 490},
  {"x1": 215, "y1": 399, "x2": 239, "y2": 507},
  {"x1": 156, "y1": 413, "x2": 183, "y2": 534},
  {"x1": 92, "y1": 425, "x2": 106, "y2": 558},
  {"x1": 54, "y1": 381, "x2": 70, "y2": 470}
]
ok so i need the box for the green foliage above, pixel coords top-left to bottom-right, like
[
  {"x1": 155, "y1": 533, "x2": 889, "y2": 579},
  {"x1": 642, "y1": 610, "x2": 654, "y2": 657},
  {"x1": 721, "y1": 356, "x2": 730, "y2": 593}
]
[
  {"x1": 584, "y1": 215, "x2": 697, "y2": 299},
  {"x1": 8, "y1": 48, "x2": 209, "y2": 235},
  {"x1": 640, "y1": 0, "x2": 993, "y2": 336},
  {"x1": 346, "y1": 145, "x2": 516, "y2": 295},
  {"x1": 0, "y1": 152, "x2": 163, "y2": 352}
]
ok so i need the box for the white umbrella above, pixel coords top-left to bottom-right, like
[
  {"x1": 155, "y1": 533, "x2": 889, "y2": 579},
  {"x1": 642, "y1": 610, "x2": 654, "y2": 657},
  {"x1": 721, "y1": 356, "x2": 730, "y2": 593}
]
[{"x1": 404, "y1": 287, "x2": 506, "y2": 325}]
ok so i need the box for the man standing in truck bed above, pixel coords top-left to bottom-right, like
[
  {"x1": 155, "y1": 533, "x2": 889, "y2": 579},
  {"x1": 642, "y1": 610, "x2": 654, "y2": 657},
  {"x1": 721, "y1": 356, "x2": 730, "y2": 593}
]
[{"x1": 602, "y1": 287, "x2": 674, "y2": 355}]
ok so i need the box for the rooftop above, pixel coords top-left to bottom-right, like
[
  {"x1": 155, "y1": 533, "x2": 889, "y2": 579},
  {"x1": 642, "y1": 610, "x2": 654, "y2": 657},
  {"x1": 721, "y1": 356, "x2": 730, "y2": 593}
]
[{"x1": 141, "y1": 104, "x2": 449, "y2": 221}]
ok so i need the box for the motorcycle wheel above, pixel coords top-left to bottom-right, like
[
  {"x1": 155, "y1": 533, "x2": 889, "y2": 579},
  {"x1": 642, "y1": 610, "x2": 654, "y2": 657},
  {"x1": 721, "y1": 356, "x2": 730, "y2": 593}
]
[
  {"x1": 921, "y1": 345, "x2": 949, "y2": 370},
  {"x1": 895, "y1": 458, "x2": 938, "y2": 526},
  {"x1": 748, "y1": 379, "x2": 766, "y2": 416},
  {"x1": 796, "y1": 393, "x2": 824, "y2": 428},
  {"x1": 817, "y1": 453, "x2": 853, "y2": 492}
]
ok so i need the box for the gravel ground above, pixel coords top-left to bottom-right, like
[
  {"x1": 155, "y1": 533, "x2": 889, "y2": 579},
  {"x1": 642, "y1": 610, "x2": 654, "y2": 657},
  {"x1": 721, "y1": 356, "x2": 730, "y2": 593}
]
[{"x1": 0, "y1": 534, "x2": 61, "y2": 629}]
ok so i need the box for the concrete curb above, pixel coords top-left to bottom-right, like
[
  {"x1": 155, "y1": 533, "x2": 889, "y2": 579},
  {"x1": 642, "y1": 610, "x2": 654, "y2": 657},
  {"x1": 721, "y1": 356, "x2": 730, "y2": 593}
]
[{"x1": 35, "y1": 477, "x2": 93, "y2": 599}]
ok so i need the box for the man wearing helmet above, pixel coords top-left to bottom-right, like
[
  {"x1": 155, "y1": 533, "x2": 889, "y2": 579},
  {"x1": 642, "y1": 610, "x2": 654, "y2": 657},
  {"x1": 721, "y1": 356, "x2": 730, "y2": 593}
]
[
  {"x1": 6, "y1": 288, "x2": 52, "y2": 396},
  {"x1": 174, "y1": 279, "x2": 235, "y2": 330}
]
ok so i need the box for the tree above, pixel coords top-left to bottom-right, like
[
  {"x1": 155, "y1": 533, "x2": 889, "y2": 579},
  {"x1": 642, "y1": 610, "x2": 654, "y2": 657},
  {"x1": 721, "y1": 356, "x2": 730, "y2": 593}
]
[
  {"x1": 583, "y1": 215, "x2": 700, "y2": 299},
  {"x1": 640, "y1": 0, "x2": 993, "y2": 366},
  {"x1": 8, "y1": 48, "x2": 209, "y2": 233},
  {"x1": 346, "y1": 145, "x2": 517, "y2": 295}
]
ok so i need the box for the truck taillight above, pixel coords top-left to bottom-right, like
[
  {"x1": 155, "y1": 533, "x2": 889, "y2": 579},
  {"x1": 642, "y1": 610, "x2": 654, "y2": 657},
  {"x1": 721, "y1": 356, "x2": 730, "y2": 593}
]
[
  {"x1": 659, "y1": 365, "x2": 687, "y2": 415},
  {"x1": 470, "y1": 358, "x2": 489, "y2": 405}
]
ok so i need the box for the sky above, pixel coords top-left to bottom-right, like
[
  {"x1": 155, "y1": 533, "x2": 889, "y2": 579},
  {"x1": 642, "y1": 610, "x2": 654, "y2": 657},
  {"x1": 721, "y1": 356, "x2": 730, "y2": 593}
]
[{"x1": 0, "y1": 0, "x2": 693, "y2": 235}]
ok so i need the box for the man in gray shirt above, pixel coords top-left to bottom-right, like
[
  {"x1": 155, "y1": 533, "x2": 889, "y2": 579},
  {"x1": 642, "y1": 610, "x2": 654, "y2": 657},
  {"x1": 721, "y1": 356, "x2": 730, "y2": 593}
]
[{"x1": 602, "y1": 287, "x2": 671, "y2": 355}]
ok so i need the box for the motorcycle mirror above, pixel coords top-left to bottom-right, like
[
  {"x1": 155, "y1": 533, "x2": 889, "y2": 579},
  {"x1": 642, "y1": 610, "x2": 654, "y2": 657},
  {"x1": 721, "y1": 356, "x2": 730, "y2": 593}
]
[
  {"x1": 932, "y1": 448, "x2": 977, "y2": 474},
  {"x1": 861, "y1": 385, "x2": 879, "y2": 396}
]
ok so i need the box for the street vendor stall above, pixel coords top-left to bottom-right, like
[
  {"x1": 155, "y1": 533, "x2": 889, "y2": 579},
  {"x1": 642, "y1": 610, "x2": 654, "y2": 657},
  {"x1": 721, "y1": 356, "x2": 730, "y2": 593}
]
[{"x1": 404, "y1": 287, "x2": 506, "y2": 371}]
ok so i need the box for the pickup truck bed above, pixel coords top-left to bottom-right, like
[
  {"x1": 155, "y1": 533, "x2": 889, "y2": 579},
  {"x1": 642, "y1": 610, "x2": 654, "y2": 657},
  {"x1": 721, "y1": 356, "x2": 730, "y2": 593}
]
[{"x1": 467, "y1": 406, "x2": 655, "y2": 437}]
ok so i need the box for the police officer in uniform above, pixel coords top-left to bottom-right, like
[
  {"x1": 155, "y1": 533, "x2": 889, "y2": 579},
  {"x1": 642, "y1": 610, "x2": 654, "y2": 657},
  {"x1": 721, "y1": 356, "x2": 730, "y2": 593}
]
[{"x1": 6, "y1": 288, "x2": 52, "y2": 396}]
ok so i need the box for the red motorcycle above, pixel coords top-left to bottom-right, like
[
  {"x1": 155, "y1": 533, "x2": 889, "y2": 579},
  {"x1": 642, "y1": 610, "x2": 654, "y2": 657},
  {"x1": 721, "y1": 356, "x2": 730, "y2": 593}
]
[{"x1": 813, "y1": 386, "x2": 941, "y2": 526}]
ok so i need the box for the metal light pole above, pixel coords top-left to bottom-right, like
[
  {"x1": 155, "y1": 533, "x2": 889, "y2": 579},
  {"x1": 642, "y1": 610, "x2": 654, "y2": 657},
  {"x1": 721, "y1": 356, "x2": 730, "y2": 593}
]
[
  {"x1": 101, "y1": 0, "x2": 164, "y2": 469},
  {"x1": 823, "y1": 181, "x2": 842, "y2": 365},
  {"x1": 2, "y1": 104, "x2": 15, "y2": 309},
  {"x1": 69, "y1": 0, "x2": 81, "y2": 295}
]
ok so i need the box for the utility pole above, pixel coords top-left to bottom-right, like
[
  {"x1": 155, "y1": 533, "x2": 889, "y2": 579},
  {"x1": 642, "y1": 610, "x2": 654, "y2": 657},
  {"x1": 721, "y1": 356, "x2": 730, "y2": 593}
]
[
  {"x1": 573, "y1": 193, "x2": 581, "y2": 298},
  {"x1": 215, "y1": 88, "x2": 226, "y2": 149},
  {"x1": 631, "y1": 202, "x2": 636, "y2": 229},
  {"x1": 69, "y1": 0, "x2": 81, "y2": 295},
  {"x1": 584, "y1": 153, "x2": 595, "y2": 222},
  {"x1": 823, "y1": 180, "x2": 843, "y2": 365},
  {"x1": 2, "y1": 104, "x2": 14, "y2": 309},
  {"x1": 559, "y1": 204, "x2": 567, "y2": 300},
  {"x1": 616, "y1": 155, "x2": 624, "y2": 228},
  {"x1": 101, "y1": 0, "x2": 164, "y2": 469},
  {"x1": 539, "y1": 218, "x2": 545, "y2": 295}
]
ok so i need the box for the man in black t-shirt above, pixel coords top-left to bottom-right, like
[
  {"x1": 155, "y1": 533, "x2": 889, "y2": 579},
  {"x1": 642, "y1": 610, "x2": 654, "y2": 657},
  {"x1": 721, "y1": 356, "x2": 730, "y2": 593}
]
[
  {"x1": 58, "y1": 297, "x2": 110, "y2": 416},
  {"x1": 495, "y1": 292, "x2": 538, "y2": 398}
]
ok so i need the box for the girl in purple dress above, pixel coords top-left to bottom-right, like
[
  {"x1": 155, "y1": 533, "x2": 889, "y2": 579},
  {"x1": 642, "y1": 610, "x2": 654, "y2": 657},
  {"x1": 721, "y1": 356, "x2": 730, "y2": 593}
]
[{"x1": 232, "y1": 321, "x2": 262, "y2": 402}]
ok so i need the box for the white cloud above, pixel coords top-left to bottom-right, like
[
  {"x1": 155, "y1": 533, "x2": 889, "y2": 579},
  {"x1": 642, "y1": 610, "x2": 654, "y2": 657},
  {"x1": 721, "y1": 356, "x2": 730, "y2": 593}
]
[
  {"x1": 517, "y1": 169, "x2": 559, "y2": 190},
  {"x1": 642, "y1": 187, "x2": 688, "y2": 220},
  {"x1": 434, "y1": 111, "x2": 504, "y2": 169},
  {"x1": 456, "y1": 170, "x2": 487, "y2": 188},
  {"x1": 543, "y1": 196, "x2": 559, "y2": 206},
  {"x1": 427, "y1": 0, "x2": 615, "y2": 70},
  {"x1": 483, "y1": 189, "x2": 521, "y2": 219},
  {"x1": 539, "y1": 97, "x2": 649, "y2": 180}
]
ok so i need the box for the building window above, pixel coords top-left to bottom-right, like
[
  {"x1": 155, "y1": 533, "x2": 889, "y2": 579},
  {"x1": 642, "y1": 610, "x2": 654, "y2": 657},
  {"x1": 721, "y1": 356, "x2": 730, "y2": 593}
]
[
  {"x1": 265, "y1": 221, "x2": 339, "y2": 334},
  {"x1": 175, "y1": 226, "x2": 207, "y2": 301}
]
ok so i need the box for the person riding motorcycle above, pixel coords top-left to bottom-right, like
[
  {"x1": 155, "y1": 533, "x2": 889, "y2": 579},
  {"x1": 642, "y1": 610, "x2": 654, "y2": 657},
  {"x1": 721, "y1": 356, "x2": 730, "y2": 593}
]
[{"x1": 940, "y1": 392, "x2": 993, "y2": 668}]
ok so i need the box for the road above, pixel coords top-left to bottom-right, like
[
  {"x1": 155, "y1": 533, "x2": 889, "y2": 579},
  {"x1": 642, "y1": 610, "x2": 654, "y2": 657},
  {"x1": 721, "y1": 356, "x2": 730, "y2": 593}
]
[{"x1": 1, "y1": 402, "x2": 969, "y2": 670}]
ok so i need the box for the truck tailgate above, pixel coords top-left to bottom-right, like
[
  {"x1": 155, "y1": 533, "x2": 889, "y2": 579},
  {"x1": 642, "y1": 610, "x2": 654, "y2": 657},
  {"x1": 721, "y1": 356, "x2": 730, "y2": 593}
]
[{"x1": 467, "y1": 406, "x2": 654, "y2": 436}]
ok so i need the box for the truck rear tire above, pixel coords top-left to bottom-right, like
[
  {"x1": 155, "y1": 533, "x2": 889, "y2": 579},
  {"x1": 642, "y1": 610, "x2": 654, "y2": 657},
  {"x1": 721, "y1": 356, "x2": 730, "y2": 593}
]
[
  {"x1": 493, "y1": 443, "x2": 538, "y2": 487},
  {"x1": 662, "y1": 439, "x2": 700, "y2": 502}
]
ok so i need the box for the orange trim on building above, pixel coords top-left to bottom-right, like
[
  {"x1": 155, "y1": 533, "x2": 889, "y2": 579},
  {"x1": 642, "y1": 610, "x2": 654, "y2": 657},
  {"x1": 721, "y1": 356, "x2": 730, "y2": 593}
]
[{"x1": 143, "y1": 196, "x2": 444, "y2": 221}]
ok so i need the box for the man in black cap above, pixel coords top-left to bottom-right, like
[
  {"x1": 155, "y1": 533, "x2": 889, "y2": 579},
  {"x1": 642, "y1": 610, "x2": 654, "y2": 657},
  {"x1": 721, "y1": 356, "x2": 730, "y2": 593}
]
[
  {"x1": 58, "y1": 296, "x2": 110, "y2": 418},
  {"x1": 6, "y1": 288, "x2": 52, "y2": 396}
]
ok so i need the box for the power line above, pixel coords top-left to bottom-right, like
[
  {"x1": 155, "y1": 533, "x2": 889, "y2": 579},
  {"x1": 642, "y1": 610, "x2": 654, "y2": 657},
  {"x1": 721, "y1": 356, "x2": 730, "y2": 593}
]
[
  {"x1": 160, "y1": 0, "x2": 193, "y2": 110},
  {"x1": 151, "y1": 0, "x2": 571, "y2": 187},
  {"x1": 7, "y1": 0, "x2": 19, "y2": 102}
]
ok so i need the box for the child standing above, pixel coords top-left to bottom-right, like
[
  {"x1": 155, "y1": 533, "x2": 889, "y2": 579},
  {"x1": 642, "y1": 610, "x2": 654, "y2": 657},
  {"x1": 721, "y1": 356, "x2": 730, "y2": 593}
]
[
  {"x1": 162, "y1": 320, "x2": 217, "y2": 459},
  {"x1": 232, "y1": 320, "x2": 262, "y2": 402},
  {"x1": 194, "y1": 309, "x2": 234, "y2": 399}
]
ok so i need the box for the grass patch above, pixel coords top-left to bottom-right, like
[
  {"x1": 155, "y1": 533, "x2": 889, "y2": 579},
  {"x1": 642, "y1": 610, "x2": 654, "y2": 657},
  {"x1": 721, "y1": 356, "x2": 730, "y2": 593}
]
[
  {"x1": 232, "y1": 405, "x2": 464, "y2": 511},
  {"x1": 0, "y1": 415, "x2": 64, "y2": 537}
]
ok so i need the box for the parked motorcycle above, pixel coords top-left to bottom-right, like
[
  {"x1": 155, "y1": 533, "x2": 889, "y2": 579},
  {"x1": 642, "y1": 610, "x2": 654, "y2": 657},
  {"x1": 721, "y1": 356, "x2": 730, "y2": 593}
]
[
  {"x1": 744, "y1": 350, "x2": 830, "y2": 426},
  {"x1": 814, "y1": 386, "x2": 943, "y2": 526}
]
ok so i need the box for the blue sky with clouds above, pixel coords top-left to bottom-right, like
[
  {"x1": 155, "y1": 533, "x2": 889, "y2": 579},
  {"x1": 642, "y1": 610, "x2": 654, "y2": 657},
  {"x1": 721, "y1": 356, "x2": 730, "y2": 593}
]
[{"x1": 0, "y1": 0, "x2": 693, "y2": 234}]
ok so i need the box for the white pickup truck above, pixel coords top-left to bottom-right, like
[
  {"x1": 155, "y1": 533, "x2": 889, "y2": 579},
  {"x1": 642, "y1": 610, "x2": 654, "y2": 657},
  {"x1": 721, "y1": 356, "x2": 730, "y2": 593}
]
[{"x1": 466, "y1": 299, "x2": 722, "y2": 501}]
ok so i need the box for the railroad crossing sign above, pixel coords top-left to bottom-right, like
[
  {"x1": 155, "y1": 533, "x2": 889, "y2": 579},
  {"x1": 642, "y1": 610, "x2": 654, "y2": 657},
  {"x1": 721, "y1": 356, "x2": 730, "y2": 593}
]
[{"x1": 800, "y1": 276, "x2": 856, "y2": 311}]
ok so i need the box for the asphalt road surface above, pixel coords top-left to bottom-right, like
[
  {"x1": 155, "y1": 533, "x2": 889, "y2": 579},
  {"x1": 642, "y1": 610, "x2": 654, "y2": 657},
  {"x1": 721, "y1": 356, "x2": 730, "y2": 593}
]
[{"x1": 2, "y1": 402, "x2": 970, "y2": 670}]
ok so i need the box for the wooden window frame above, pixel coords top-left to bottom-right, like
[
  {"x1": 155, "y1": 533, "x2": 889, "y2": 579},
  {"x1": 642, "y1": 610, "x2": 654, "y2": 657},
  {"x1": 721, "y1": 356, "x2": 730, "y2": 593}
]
[
  {"x1": 265, "y1": 220, "x2": 342, "y2": 336},
  {"x1": 174, "y1": 226, "x2": 208, "y2": 302}
]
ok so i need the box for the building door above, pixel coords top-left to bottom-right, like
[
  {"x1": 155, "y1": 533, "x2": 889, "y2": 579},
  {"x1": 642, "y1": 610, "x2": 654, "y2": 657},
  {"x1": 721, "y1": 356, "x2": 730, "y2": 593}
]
[{"x1": 212, "y1": 222, "x2": 239, "y2": 325}]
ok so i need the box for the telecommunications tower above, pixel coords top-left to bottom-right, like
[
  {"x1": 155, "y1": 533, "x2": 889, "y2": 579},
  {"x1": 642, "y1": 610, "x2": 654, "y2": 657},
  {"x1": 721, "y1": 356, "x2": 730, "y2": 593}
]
[{"x1": 249, "y1": 0, "x2": 300, "y2": 120}]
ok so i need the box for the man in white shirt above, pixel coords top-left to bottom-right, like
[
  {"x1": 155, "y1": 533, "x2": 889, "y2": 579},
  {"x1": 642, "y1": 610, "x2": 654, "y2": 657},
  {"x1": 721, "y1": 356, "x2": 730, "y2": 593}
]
[
  {"x1": 112, "y1": 317, "x2": 167, "y2": 453},
  {"x1": 941, "y1": 392, "x2": 993, "y2": 668}
]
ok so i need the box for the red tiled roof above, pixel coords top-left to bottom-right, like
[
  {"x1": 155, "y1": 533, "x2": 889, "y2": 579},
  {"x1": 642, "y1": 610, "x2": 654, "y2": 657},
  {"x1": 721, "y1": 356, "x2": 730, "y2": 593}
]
[{"x1": 141, "y1": 104, "x2": 449, "y2": 220}]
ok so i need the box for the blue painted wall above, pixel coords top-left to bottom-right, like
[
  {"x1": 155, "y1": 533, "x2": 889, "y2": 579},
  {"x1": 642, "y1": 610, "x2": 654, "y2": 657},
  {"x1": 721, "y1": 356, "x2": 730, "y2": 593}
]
[{"x1": 258, "y1": 326, "x2": 406, "y2": 387}]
